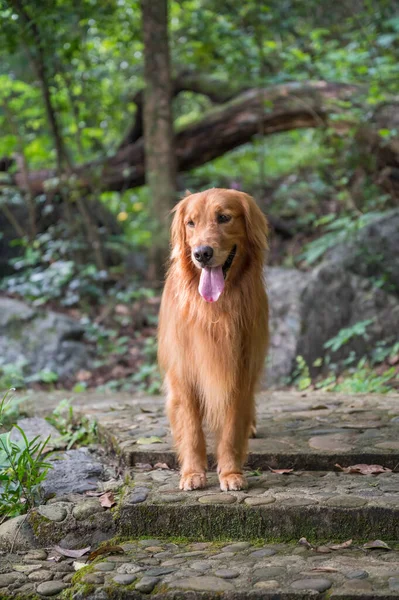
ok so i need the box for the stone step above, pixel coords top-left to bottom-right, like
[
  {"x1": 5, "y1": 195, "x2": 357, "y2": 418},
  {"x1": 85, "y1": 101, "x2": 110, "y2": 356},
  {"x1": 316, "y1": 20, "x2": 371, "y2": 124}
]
[
  {"x1": 24, "y1": 390, "x2": 399, "y2": 471},
  {"x1": 1, "y1": 538, "x2": 398, "y2": 599},
  {"x1": 117, "y1": 467, "x2": 399, "y2": 542}
]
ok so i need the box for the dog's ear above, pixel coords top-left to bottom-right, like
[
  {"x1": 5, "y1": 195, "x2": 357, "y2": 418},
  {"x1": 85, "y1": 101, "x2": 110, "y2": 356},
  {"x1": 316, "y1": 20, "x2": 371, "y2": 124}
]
[
  {"x1": 170, "y1": 196, "x2": 188, "y2": 259},
  {"x1": 240, "y1": 193, "x2": 269, "y2": 253}
]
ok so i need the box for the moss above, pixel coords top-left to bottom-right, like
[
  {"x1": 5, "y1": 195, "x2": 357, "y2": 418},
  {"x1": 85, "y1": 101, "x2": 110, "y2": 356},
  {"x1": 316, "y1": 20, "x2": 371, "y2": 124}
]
[{"x1": 28, "y1": 510, "x2": 51, "y2": 537}]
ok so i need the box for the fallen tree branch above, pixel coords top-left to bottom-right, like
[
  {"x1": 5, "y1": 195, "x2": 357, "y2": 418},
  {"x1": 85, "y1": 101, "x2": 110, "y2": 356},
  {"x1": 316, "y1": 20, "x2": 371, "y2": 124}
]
[{"x1": 7, "y1": 81, "x2": 363, "y2": 195}]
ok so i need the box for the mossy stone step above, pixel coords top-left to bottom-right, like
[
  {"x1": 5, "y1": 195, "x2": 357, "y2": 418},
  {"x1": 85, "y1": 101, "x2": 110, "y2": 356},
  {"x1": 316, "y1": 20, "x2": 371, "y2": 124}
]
[
  {"x1": 117, "y1": 468, "x2": 399, "y2": 541},
  {"x1": 24, "y1": 390, "x2": 399, "y2": 471},
  {"x1": 1, "y1": 538, "x2": 398, "y2": 599}
]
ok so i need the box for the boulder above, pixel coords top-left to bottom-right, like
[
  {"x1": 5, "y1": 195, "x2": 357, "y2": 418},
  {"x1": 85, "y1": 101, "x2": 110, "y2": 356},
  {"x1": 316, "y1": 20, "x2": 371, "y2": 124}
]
[
  {"x1": 264, "y1": 268, "x2": 310, "y2": 386},
  {"x1": 264, "y1": 263, "x2": 399, "y2": 386},
  {"x1": 325, "y1": 208, "x2": 399, "y2": 297},
  {"x1": 0, "y1": 296, "x2": 92, "y2": 380},
  {"x1": 297, "y1": 261, "x2": 399, "y2": 374}
]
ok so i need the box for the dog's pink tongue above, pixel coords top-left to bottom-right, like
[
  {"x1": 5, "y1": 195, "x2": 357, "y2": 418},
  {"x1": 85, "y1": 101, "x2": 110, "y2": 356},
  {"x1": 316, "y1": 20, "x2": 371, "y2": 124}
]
[{"x1": 198, "y1": 266, "x2": 225, "y2": 302}]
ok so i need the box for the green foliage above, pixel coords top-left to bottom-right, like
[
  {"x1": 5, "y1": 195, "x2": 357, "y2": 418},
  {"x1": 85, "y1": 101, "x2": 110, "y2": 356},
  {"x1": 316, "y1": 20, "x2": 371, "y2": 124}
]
[
  {"x1": 300, "y1": 213, "x2": 387, "y2": 266},
  {"x1": 131, "y1": 337, "x2": 162, "y2": 395},
  {"x1": 0, "y1": 390, "x2": 52, "y2": 519},
  {"x1": 317, "y1": 359, "x2": 397, "y2": 394},
  {"x1": 324, "y1": 319, "x2": 374, "y2": 353},
  {"x1": 292, "y1": 356, "x2": 312, "y2": 391},
  {"x1": 46, "y1": 399, "x2": 97, "y2": 450}
]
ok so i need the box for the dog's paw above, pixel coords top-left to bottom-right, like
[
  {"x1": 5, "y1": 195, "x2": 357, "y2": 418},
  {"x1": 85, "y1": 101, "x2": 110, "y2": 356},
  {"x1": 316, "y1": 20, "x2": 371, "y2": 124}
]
[
  {"x1": 219, "y1": 473, "x2": 248, "y2": 491},
  {"x1": 179, "y1": 472, "x2": 207, "y2": 491}
]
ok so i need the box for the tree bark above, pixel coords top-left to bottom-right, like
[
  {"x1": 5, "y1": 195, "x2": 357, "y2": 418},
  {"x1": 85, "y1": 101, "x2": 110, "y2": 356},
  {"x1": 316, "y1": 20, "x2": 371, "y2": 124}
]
[{"x1": 141, "y1": 0, "x2": 176, "y2": 280}]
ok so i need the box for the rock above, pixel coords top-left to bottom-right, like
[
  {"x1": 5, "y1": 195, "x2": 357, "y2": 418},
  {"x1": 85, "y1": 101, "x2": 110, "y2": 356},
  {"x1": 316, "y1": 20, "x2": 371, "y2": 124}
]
[
  {"x1": 0, "y1": 297, "x2": 92, "y2": 379},
  {"x1": 135, "y1": 576, "x2": 159, "y2": 593},
  {"x1": 26, "y1": 549, "x2": 48, "y2": 560},
  {"x1": 346, "y1": 569, "x2": 368, "y2": 579},
  {"x1": 265, "y1": 267, "x2": 310, "y2": 386},
  {"x1": 198, "y1": 494, "x2": 236, "y2": 504},
  {"x1": 116, "y1": 563, "x2": 143, "y2": 575},
  {"x1": 36, "y1": 580, "x2": 69, "y2": 596},
  {"x1": 298, "y1": 262, "x2": 399, "y2": 374},
  {"x1": 41, "y1": 449, "x2": 104, "y2": 497},
  {"x1": 0, "y1": 515, "x2": 36, "y2": 552},
  {"x1": 325, "y1": 209, "x2": 399, "y2": 296},
  {"x1": 0, "y1": 573, "x2": 26, "y2": 587},
  {"x1": 72, "y1": 499, "x2": 103, "y2": 521},
  {"x1": 171, "y1": 576, "x2": 234, "y2": 592},
  {"x1": 28, "y1": 569, "x2": 53, "y2": 582},
  {"x1": 324, "y1": 496, "x2": 367, "y2": 508},
  {"x1": 190, "y1": 561, "x2": 211, "y2": 572},
  {"x1": 214, "y1": 569, "x2": 240, "y2": 579},
  {"x1": 38, "y1": 504, "x2": 68, "y2": 522},
  {"x1": 94, "y1": 562, "x2": 115, "y2": 572},
  {"x1": 221, "y1": 542, "x2": 251, "y2": 552},
  {"x1": 254, "y1": 580, "x2": 280, "y2": 589},
  {"x1": 113, "y1": 574, "x2": 137, "y2": 585},
  {"x1": 244, "y1": 496, "x2": 275, "y2": 506},
  {"x1": 291, "y1": 578, "x2": 332, "y2": 592},
  {"x1": 253, "y1": 567, "x2": 286, "y2": 581},
  {"x1": 10, "y1": 418, "x2": 60, "y2": 446},
  {"x1": 125, "y1": 487, "x2": 149, "y2": 504},
  {"x1": 145, "y1": 567, "x2": 177, "y2": 576},
  {"x1": 263, "y1": 260, "x2": 399, "y2": 385},
  {"x1": 250, "y1": 548, "x2": 276, "y2": 558},
  {"x1": 389, "y1": 577, "x2": 399, "y2": 591},
  {"x1": 51, "y1": 563, "x2": 74, "y2": 573}
]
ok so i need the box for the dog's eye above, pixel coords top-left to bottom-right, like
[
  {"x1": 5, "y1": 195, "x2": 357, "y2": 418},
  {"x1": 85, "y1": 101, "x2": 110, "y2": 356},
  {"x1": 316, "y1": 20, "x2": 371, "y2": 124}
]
[
  {"x1": 187, "y1": 220, "x2": 195, "y2": 228},
  {"x1": 217, "y1": 214, "x2": 231, "y2": 224}
]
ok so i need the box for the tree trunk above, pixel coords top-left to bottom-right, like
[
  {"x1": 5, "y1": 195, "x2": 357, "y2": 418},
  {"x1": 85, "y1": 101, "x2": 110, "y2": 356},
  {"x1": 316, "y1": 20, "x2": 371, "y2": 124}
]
[{"x1": 141, "y1": 0, "x2": 176, "y2": 281}]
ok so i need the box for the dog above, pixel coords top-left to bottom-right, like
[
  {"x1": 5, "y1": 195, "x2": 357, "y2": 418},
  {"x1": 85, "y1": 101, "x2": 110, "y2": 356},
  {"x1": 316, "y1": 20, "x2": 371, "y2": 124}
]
[{"x1": 158, "y1": 188, "x2": 269, "y2": 491}]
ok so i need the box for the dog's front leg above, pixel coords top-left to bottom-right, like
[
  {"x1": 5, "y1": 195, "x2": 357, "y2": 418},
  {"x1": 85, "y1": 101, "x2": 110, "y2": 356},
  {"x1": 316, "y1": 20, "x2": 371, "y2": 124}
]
[
  {"x1": 166, "y1": 372, "x2": 207, "y2": 491},
  {"x1": 216, "y1": 398, "x2": 251, "y2": 491}
]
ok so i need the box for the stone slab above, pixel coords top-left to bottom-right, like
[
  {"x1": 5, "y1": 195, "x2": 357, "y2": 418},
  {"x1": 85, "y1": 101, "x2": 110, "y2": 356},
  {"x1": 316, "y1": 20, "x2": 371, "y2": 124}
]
[
  {"x1": 0, "y1": 539, "x2": 398, "y2": 598},
  {"x1": 19, "y1": 390, "x2": 399, "y2": 471}
]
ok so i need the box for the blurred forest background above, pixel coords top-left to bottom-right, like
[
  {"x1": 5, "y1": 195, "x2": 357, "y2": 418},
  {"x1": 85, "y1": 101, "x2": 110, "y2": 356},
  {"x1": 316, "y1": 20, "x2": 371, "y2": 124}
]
[{"x1": 0, "y1": 0, "x2": 398, "y2": 396}]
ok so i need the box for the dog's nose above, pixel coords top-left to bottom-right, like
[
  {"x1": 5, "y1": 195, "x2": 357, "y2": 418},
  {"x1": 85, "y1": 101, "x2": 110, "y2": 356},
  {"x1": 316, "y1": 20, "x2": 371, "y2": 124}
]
[{"x1": 194, "y1": 245, "x2": 214, "y2": 265}]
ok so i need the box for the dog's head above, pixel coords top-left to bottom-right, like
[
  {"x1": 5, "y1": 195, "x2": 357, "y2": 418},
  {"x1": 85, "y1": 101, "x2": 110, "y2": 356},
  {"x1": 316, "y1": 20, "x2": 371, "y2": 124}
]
[{"x1": 171, "y1": 188, "x2": 268, "y2": 302}]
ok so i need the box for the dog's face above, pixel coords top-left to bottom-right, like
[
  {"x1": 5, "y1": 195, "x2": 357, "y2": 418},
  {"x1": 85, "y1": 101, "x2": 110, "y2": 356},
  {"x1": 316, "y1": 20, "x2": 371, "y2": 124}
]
[{"x1": 171, "y1": 189, "x2": 268, "y2": 302}]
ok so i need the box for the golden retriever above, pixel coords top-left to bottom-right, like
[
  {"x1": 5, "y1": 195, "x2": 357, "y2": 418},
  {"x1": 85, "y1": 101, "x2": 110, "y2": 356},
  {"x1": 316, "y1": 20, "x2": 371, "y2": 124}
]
[{"x1": 158, "y1": 188, "x2": 269, "y2": 491}]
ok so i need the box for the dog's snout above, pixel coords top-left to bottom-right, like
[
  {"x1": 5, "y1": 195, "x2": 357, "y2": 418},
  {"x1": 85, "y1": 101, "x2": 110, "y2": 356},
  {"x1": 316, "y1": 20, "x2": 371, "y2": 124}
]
[{"x1": 194, "y1": 245, "x2": 214, "y2": 265}]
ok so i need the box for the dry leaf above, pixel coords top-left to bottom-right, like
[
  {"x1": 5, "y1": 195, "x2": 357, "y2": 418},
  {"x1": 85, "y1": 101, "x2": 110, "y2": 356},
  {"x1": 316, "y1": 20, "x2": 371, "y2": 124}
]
[
  {"x1": 88, "y1": 545, "x2": 125, "y2": 562},
  {"x1": 136, "y1": 436, "x2": 162, "y2": 445},
  {"x1": 363, "y1": 540, "x2": 391, "y2": 551},
  {"x1": 54, "y1": 545, "x2": 90, "y2": 559},
  {"x1": 329, "y1": 539, "x2": 352, "y2": 550},
  {"x1": 311, "y1": 567, "x2": 339, "y2": 573},
  {"x1": 154, "y1": 462, "x2": 170, "y2": 470},
  {"x1": 76, "y1": 370, "x2": 92, "y2": 382},
  {"x1": 99, "y1": 491, "x2": 116, "y2": 508},
  {"x1": 269, "y1": 468, "x2": 294, "y2": 474},
  {"x1": 335, "y1": 463, "x2": 391, "y2": 475},
  {"x1": 315, "y1": 545, "x2": 332, "y2": 554}
]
